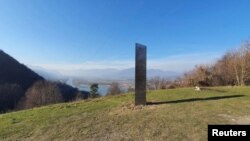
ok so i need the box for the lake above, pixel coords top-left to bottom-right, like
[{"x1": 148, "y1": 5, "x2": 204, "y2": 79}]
[{"x1": 66, "y1": 79, "x2": 129, "y2": 96}]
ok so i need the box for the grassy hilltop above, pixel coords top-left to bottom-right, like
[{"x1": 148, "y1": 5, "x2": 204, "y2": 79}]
[{"x1": 1, "y1": 87, "x2": 250, "y2": 141}]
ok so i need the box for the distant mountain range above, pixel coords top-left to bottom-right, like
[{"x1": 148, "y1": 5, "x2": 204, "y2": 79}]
[
  {"x1": 31, "y1": 67, "x2": 181, "y2": 81},
  {"x1": 29, "y1": 66, "x2": 65, "y2": 81}
]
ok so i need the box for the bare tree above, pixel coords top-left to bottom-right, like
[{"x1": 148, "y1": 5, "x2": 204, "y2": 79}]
[
  {"x1": 148, "y1": 76, "x2": 161, "y2": 90},
  {"x1": 21, "y1": 81, "x2": 63, "y2": 109},
  {"x1": 223, "y1": 43, "x2": 250, "y2": 86},
  {"x1": 107, "y1": 82, "x2": 122, "y2": 96},
  {"x1": 180, "y1": 40, "x2": 250, "y2": 87},
  {"x1": 181, "y1": 65, "x2": 213, "y2": 87},
  {"x1": 147, "y1": 76, "x2": 173, "y2": 90}
]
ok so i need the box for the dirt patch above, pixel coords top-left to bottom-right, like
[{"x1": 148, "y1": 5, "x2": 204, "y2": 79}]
[
  {"x1": 109, "y1": 103, "x2": 159, "y2": 116},
  {"x1": 218, "y1": 114, "x2": 250, "y2": 124},
  {"x1": 235, "y1": 116, "x2": 250, "y2": 124}
]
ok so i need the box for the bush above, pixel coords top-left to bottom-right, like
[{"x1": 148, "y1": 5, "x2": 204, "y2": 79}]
[{"x1": 90, "y1": 83, "x2": 100, "y2": 98}]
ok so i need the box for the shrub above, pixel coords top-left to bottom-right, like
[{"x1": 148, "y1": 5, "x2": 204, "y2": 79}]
[{"x1": 90, "y1": 83, "x2": 100, "y2": 98}]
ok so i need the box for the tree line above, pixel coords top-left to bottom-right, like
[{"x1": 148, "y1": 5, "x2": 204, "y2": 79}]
[
  {"x1": 0, "y1": 80, "x2": 89, "y2": 112},
  {"x1": 0, "y1": 80, "x2": 126, "y2": 113},
  {"x1": 146, "y1": 41, "x2": 250, "y2": 89},
  {"x1": 181, "y1": 41, "x2": 250, "y2": 87}
]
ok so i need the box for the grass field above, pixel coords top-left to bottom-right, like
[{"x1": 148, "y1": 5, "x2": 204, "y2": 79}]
[{"x1": 0, "y1": 87, "x2": 250, "y2": 141}]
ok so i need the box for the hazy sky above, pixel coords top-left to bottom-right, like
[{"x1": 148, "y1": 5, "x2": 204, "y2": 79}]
[{"x1": 0, "y1": 0, "x2": 250, "y2": 73}]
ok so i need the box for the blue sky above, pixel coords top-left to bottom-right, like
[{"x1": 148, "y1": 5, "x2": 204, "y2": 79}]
[{"x1": 0, "y1": 0, "x2": 250, "y2": 73}]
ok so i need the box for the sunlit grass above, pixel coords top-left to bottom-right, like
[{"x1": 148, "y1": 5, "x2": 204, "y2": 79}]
[{"x1": 0, "y1": 87, "x2": 250, "y2": 141}]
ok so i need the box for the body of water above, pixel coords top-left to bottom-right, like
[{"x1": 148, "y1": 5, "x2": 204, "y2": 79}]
[
  {"x1": 66, "y1": 79, "x2": 129, "y2": 96},
  {"x1": 78, "y1": 84, "x2": 128, "y2": 96},
  {"x1": 78, "y1": 84, "x2": 110, "y2": 96}
]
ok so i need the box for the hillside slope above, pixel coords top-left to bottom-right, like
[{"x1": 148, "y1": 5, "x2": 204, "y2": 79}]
[
  {"x1": 0, "y1": 50, "x2": 43, "y2": 90},
  {"x1": 0, "y1": 87, "x2": 250, "y2": 141},
  {"x1": 0, "y1": 50, "x2": 44, "y2": 111}
]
